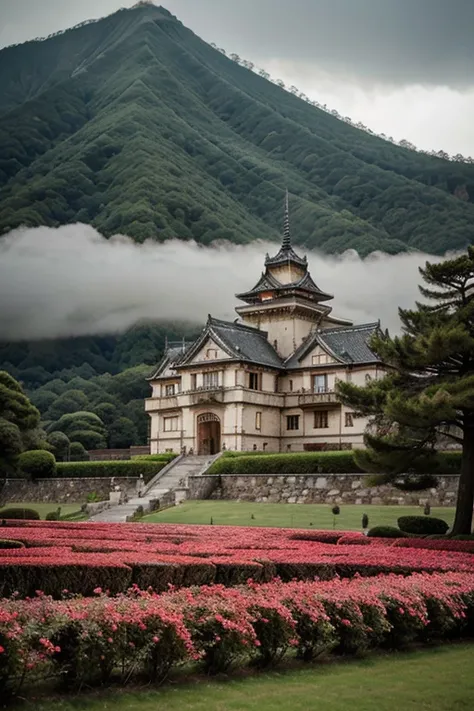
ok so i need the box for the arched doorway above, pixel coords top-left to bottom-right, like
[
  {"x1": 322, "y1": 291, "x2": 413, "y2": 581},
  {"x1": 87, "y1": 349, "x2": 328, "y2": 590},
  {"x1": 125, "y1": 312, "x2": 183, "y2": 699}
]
[{"x1": 197, "y1": 413, "x2": 221, "y2": 455}]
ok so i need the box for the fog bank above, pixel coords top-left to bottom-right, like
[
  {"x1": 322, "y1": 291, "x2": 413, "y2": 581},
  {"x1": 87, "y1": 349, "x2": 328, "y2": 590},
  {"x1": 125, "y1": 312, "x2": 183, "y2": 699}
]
[{"x1": 0, "y1": 223, "x2": 446, "y2": 341}]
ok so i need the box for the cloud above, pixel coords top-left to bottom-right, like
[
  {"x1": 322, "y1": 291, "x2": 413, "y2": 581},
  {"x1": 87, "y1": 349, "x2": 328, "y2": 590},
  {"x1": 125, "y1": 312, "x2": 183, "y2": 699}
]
[{"x1": 0, "y1": 224, "x2": 445, "y2": 342}]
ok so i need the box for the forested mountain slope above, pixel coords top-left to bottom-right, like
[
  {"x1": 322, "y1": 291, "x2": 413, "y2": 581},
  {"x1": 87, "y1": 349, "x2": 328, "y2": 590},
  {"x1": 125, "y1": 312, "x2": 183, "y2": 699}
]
[{"x1": 1, "y1": 3, "x2": 474, "y2": 255}]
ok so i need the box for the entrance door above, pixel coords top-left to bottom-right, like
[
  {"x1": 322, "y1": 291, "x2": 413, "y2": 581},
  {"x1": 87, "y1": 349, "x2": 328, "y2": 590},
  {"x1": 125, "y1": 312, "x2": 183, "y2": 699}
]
[{"x1": 197, "y1": 413, "x2": 221, "y2": 455}]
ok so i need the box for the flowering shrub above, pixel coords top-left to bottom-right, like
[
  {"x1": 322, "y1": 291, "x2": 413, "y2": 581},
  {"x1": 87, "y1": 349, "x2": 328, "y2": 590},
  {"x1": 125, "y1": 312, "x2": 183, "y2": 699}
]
[
  {"x1": 1, "y1": 521, "x2": 474, "y2": 598},
  {"x1": 0, "y1": 572, "x2": 473, "y2": 697}
]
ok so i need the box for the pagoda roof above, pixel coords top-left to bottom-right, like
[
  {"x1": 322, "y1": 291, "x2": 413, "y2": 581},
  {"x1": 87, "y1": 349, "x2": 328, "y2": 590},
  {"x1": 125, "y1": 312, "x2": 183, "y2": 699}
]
[{"x1": 236, "y1": 269, "x2": 333, "y2": 303}]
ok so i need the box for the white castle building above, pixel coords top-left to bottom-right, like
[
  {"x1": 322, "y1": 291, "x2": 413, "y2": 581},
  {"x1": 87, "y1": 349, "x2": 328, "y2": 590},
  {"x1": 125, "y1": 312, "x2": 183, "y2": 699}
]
[{"x1": 146, "y1": 195, "x2": 385, "y2": 455}]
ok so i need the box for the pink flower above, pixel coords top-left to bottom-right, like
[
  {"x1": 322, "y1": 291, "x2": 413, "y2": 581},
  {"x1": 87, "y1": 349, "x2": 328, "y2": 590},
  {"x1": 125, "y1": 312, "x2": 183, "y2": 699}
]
[
  {"x1": 152, "y1": 636, "x2": 160, "y2": 644},
  {"x1": 0, "y1": 646, "x2": 4, "y2": 654}
]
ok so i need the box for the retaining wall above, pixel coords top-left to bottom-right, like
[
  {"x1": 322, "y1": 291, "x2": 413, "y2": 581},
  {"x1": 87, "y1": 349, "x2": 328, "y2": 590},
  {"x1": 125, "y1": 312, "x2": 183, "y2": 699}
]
[
  {"x1": 0, "y1": 477, "x2": 140, "y2": 505},
  {"x1": 188, "y1": 473, "x2": 459, "y2": 507}
]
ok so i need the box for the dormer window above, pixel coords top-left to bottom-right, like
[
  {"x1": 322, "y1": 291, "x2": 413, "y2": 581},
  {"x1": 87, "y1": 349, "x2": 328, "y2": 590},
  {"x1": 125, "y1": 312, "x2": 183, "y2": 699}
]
[{"x1": 165, "y1": 384, "x2": 176, "y2": 396}]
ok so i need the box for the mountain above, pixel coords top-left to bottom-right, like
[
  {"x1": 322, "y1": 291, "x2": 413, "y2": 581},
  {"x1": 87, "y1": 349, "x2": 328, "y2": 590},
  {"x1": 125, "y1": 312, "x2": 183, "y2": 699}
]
[{"x1": 1, "y1": 2, "x2": 474, "y2": 255}]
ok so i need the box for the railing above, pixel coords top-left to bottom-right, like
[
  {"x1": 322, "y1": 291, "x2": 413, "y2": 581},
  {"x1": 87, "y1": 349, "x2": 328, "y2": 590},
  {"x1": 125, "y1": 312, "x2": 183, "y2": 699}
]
[{"x1": 298, "y1": 391, "x2": 340, "y2": 406}]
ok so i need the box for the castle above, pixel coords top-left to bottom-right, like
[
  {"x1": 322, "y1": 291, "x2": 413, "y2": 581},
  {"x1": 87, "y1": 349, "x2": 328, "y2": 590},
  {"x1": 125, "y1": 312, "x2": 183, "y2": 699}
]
[{"x1": 145, "y1": 194, "x2": 384, "y2": 454}]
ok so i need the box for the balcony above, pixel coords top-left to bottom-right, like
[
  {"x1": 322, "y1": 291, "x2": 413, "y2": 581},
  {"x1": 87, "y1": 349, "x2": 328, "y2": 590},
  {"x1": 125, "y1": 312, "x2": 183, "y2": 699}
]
[
  {"x1": 145, "y1": 396, "x2": 178, "y2": 412},
  {"x1": 299, "y1": 391, "x2": 340, "y2": 408},
  {"x1": 188, "y1": 385, "x2": 225, "y2": 406},
  {"x1": 285, "y1": 391, "x2": 340, "y2": 408}
]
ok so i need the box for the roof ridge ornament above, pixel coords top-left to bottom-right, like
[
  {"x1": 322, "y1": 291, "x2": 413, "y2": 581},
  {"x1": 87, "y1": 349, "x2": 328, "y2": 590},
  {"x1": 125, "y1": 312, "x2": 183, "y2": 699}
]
[{"x1": 282, "y1": 188, "x2": 290, "y2": 250}]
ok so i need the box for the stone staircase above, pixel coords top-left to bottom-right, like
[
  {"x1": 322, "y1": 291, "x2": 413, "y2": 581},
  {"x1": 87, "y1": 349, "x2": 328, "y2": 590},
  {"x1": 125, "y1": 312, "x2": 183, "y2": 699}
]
[{"x1": 89, "y1": 454, "x2": 217, "y2": 523}]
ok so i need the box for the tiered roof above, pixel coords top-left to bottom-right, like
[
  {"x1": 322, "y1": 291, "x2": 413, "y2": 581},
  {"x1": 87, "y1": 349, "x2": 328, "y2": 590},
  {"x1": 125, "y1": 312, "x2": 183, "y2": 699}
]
[{"x1": 236, "y1": 190, "x2": 332, "y2": 304}]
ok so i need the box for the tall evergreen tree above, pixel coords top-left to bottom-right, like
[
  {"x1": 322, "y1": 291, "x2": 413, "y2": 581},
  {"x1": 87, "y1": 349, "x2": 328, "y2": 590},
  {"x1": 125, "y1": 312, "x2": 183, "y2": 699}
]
[{"x1": 337, "y1": 247, "x2": 474, "y2": 535}]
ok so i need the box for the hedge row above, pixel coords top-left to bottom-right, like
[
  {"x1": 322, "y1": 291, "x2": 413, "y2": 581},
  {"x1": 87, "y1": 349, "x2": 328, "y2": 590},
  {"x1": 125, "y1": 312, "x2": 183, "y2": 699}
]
[
  {"x1": 1, "y1": 573, "x2": 473, "y2": 697},
  {"x1": 53, "y1": 460, "x2": 167, "y2": 480},
  {"x1": 208, "y1": 450, "x2": 461, "y2": 475}
]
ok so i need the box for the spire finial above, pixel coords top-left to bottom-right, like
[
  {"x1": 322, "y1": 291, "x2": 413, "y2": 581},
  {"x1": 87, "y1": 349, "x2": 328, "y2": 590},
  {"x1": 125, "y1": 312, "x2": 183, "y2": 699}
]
[{"x1": 282, "y1": 188, "x2": 290, "y2": 249}]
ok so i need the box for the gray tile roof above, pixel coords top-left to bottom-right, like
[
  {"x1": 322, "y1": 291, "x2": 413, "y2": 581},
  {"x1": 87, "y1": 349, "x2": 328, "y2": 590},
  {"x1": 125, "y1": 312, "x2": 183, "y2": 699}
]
[
  {"x1": 286, "y1": 322, "x2": 381, "y2": 369},
  {"x1": 207, "y1": 317, "x2": 283, "y2": 369}
]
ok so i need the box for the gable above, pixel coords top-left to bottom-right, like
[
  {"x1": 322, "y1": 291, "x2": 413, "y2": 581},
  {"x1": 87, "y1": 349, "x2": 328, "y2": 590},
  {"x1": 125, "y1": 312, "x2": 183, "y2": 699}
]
[
  {"x1": 188, "y1": 338, "x2": 233, "y2": 365},
  {"x1": 298, "y1": 343, "x2": 339, "y2": 368}
]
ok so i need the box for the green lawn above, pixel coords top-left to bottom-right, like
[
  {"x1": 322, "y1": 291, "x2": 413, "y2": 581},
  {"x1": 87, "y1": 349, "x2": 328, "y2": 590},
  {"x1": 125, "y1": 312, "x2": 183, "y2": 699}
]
[
  {"x1": 0, "y1": 503, "x2": 85, "y2": 520},
  {"x1": 142, "y1": 500, "x2": 455, "y2": 530},
  {"x1": 19, "y1": 644, "x2": 474, "y2": 711}
]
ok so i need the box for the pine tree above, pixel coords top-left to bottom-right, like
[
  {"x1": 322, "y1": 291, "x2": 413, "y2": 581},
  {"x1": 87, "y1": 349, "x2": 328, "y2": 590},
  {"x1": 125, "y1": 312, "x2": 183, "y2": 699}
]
[{"x1": 337, "y1": 247, "x2": 474, "y2": 535}]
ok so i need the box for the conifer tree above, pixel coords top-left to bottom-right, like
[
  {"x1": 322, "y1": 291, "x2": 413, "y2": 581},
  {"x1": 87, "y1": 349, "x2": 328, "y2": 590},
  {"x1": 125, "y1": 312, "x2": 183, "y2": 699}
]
[{"x1": 337, "y1": 247, "x2": 474, "y2": 535}]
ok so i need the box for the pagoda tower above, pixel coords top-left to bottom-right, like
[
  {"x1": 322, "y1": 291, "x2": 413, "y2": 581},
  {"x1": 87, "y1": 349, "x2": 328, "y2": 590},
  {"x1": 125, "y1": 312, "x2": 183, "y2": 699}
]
[{"x1": 235, "y1": 191, "x2": 351, "y2": 358}]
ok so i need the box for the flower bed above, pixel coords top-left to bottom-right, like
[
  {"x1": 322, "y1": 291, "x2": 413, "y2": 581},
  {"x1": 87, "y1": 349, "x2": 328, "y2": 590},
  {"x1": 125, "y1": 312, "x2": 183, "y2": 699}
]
[
  {"x1": 1, "y1": 572, "x2": 473, "y2": 698},
  {"x1": 1, "y1": 521, "x2": 474, "y2": 597}
]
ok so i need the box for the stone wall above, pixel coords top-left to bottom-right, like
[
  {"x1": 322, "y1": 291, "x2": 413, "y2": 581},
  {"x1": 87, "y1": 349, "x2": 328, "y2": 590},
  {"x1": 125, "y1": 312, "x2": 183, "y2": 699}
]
[
  {"x1": 188, "y1": 473, "x2": 459, "y2": 507},
  {"x1": 0, "y1": 478, "x2": 140, "y2": 505}
]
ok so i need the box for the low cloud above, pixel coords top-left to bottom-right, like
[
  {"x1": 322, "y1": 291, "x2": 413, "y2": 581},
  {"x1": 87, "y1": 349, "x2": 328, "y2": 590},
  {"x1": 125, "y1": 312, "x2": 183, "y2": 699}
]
[{"x1": 0, "y1": 223, "x2": 446, "y2": 341}]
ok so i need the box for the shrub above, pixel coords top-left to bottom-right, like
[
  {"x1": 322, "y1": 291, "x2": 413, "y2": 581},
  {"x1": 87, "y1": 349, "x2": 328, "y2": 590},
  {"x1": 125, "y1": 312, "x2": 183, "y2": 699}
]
[
  {"x1": 367, "y1": 526, "x2": 406, "y2": 538},
  {"x1": 0, "y1": 561, "x2": 132, "y2": 598},
  {"x1": 46, "y1": 509, "x2": 61, "y2": 521},
  {"x1": 362, "y1": 513, "x2": 369, "y2": 530},
  {"x1": 207, "y1": 450, "x2": 461, "y2": 475},
  {"x1": 397, "y1": 516, "x2": 449, "y2": 535},
  {"x1": 69, "y1": 442, "x2": 89, "y2": 461},
  {"x1": 18, "y1": 450, "x2": 56, "y2": 480},
  {"x1": 0, "y1": 539, "x2": 24, "y2": 549},
  {"x1": 0, "y1": 508, "x2": 40, "y2": 520},
  {"x1": 55, "y1": 460, "x2": 167, "y2": 481}
]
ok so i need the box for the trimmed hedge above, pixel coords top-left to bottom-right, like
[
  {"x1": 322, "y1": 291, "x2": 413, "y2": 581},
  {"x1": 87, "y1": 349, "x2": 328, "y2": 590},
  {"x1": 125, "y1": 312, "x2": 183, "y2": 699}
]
[
  {"x1": 208, "y1": 450, "x2": 461, "y2": 475},
  {"x1": 0, "y1": 540, "x2": 24, "y2": 549},
  {"x1": 209, "y1": 452, "x2": 362, "y2": 475},
  {"x1": 367, "y1": 526, "x2": 406, "y2": 538},
  {"x1": 398, "y1": 516, "x2": 449, "y2": 535},
  {"x1": 0, "y1": 508, "x2": 40, "y2": 521},
  {"x1": 54, "y1": 460, "x2": 167, "y2": 481}
]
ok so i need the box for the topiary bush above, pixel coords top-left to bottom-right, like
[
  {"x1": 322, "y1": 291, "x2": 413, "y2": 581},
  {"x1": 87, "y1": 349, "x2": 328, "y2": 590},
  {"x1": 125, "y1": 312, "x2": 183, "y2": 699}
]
[
  {"x1": 367, "y1": 526, "x2": 406, "y2": 538},
  {"x1": 18, "y1": 449, "x2": 56, "y2": 480},
  {"x1": 69, "y1": 442, "x2": 89, "y2": 461},
  {"x1": 0, "y1": 508, "x2": 40, "y2": 520},
  {"x1": 397, "y1": 516, "x2": 449, "y2": 535}
]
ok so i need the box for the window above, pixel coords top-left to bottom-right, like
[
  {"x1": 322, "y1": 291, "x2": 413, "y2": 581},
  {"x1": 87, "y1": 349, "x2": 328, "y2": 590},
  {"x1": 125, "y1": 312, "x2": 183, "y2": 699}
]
[
  {"x1": 312, "y1": 374, "x2": 328, "y2": 393},
  {"x1": 287, "y1": 415, "x2": 300, "y2": 430},
  {"x1": 206, "y1": 348, "x2": 218, "y2": 359},
  {"x1": 274, "y1": 376, "x2": 279, "y2": 393},
  {"x1": 255, "y1": 411, "x2": 262, "y2": 430},
  {"x1": 346, "y1": 371, "x2": 353, "y2": 383},
  {"x1": 249, "y1": 372, "x2": 260, "y2": 390},
  {"x1": 312, "y1": 353, "x2": 330, "y2": 365},
  {"x1": 289, "y1": 379, "x2": 293, "y2": 392},
  {"x1": 345, "y1": 412, "x2": 354, "y2": 427},
  {"x1": 203, "y1": 371, "x2": 219, "y2": 388},
  {"x1": 190, "y1": 374, "x2": 197, "y2": 390},
  {"x1": 165, "y1": 384, "x2": 176, "y2": 396},
  {"x1": 163, "y1": 416, "x2": 179, "y2": 432},
  {"x1": 314, "y1": 411, "x2": 329, "y2": 429}
]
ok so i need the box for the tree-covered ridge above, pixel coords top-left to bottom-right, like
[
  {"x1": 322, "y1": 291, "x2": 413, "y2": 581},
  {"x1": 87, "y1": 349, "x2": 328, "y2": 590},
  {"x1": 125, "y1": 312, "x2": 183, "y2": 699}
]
[
  {"x1": 0, "y1": 322, "x2": 201, "y2": 451},
  {"x1": 1, "y1": 3, "x2": 474, "y2": 255}
]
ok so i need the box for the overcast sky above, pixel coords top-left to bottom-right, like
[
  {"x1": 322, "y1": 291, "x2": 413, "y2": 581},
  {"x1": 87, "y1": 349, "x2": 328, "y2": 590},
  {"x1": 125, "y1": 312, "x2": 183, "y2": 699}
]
[{"x1": 1, "y1": 0, "x2": 473, "y2": 156}]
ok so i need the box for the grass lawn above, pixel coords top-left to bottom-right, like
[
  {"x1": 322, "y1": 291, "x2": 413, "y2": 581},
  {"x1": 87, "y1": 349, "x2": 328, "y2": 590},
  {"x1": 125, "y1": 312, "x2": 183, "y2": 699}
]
[
  {"x1": 142, "y1": 500, "x2": 455, "y2": 530},
  {"x1": 0, "y1": 503, "x2": 85, "y2": 520},
  {"x1": 19, "y1": 644, "x2": 474, "y2": 711}
]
